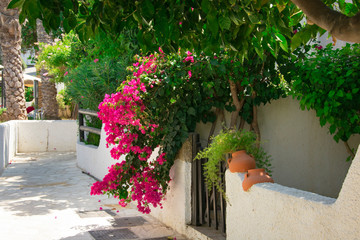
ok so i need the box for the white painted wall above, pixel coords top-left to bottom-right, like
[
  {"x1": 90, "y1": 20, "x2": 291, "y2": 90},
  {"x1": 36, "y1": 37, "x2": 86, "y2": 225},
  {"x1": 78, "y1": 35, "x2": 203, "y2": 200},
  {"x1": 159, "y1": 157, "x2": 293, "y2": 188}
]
[
  {"x1": 77, "y1": 125, "x2": 122, "y2": 180},
  {"x1": 17, "y1": 120, "x2": 77, "y2": 152},
  {"x1": 196, "y1": 97, "x2": 360, "y2": 198},
  {"x1": 225, "y1": 145, "x2": 360, "y2": 240},
  {"x1": 0, "y1": 120, "x2": 76, "y2": 175}
]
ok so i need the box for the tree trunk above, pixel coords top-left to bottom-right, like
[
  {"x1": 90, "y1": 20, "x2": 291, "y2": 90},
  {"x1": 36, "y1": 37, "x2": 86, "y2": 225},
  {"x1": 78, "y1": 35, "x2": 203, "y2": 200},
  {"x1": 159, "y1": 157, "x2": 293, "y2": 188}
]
[
  {"x1": 291, "y1": 0, "x2": 360, "y2": 43},
  {"x1": 0, "y1": 0, "x2": 27, "y2": 120},
  {"x1": 229, "y1": 80, "x2": 245, "y2": 129},
  {"x1": 36, "y1": 20, "x2": 59, "y2": 120}
]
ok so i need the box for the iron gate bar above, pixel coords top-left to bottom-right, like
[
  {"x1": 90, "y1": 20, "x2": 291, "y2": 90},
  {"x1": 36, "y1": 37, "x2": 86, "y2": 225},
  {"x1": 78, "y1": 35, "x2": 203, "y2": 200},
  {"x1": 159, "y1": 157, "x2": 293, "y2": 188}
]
[{"x1": 190, "y1": 133, "x2": 226, "y2": 234}]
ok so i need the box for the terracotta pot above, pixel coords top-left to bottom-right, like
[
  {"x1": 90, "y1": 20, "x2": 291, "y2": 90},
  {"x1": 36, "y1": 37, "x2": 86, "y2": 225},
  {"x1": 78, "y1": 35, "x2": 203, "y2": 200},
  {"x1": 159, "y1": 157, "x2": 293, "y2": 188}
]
[
  {"x1": 227, "y1": 150, "x2": 256, "y2": 173},
  {"x1": 242, "y1": 168, "x2": 274, "y2": 191}
]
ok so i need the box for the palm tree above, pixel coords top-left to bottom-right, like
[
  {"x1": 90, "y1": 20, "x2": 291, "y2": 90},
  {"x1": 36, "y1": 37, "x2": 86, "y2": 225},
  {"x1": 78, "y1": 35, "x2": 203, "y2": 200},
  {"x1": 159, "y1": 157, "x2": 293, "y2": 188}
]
[
  {"x1": 36, "y1": 20, "x2": 59, "y2": 119},
  {"x1": 0, "y1": 0, "x2": 27, "y2": 120}
]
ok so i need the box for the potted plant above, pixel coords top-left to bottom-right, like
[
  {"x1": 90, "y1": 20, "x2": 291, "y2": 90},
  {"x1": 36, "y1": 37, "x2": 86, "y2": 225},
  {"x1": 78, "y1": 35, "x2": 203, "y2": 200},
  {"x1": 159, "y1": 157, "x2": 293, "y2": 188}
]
[{"x1": 195, "y1": 128, "x2": 272, "y2": 195}]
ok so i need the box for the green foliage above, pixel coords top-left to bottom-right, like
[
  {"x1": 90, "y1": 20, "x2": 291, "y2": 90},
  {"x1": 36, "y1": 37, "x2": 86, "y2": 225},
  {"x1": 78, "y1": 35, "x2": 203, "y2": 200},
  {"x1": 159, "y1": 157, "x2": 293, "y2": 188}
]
[
  {"x1": 36, "y1": 33, "x2": 78, "y2": 82},
  {"x1": 56, "y1": 89, "x2": 71, "y2": 110},
  {"x1": 25, "y1": 87, "x2": 34, "y2": 102},
  {"x1": 195, "y1": 128, "x2": 272, "y2": 195},
  {"x1": 11, "y1": 0, "x2": 306, "y2": 59},
  {"x1": 285, "y1": 43, "x2": 360, "y2": 150},
  {"x1": 21, "y1": 20, "x2": 38, "y2": 53},
  {"x1": 0, "y1": 108, "x2": 6, "y2": 116},
  {"x1": 125, "y1": 49, "x2": 282, "y2": 189},
  {"x1": 64, "y1": 57, "x2": 130, "y2": 111}
]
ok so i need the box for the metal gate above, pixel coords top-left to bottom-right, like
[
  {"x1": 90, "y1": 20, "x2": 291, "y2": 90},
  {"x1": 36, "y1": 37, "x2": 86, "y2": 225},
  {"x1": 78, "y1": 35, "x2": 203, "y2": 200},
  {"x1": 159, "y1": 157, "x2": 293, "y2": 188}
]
[{"x1": 191, "y1": 134, "x2": 226, "y2": 234}]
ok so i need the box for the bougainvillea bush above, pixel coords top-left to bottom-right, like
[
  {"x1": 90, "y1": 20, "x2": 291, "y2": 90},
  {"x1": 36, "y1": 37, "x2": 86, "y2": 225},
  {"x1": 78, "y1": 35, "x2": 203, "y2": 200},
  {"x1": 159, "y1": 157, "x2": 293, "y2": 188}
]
[
  {"x1": 90, "y1": 50, "x2": 228, "y2": 213},
  {"x1": 90, "y1": 48, "x2": 286, "y2": 213}
]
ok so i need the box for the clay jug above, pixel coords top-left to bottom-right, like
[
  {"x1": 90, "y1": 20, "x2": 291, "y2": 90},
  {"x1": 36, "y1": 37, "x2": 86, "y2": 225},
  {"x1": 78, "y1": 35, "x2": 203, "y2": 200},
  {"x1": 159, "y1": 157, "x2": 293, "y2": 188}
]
[
  {"x1": 227, "y1": 150, "x2": 256, "y2": 173},
  {"x1": 242, "y1": 168, "x2": 274, "y2": 191}
]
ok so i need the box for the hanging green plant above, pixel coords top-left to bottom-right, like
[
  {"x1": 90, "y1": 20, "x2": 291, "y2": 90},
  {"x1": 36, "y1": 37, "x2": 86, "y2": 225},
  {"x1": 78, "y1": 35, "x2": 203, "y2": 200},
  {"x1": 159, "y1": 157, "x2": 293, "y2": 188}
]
[{"x1": 195, "y1": 128, "x2": 272, "y2": 196}]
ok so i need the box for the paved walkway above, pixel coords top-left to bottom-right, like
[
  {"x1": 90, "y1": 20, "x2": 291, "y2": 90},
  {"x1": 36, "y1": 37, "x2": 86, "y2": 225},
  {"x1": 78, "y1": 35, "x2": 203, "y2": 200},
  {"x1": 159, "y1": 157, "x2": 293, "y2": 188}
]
[{"x1": 0, "y1": 152, "x2": 187, "y2": 240}]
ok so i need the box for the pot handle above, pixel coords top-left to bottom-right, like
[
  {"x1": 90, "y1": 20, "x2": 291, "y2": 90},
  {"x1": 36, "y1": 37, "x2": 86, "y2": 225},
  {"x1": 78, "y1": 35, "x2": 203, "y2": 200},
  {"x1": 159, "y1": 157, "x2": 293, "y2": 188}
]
[
  {"x1": 227, "y1": 158, "x2": 232, "y2": 165},
  {"x1": 244, "y1": 173, "x2": 248, "y2": 179}
]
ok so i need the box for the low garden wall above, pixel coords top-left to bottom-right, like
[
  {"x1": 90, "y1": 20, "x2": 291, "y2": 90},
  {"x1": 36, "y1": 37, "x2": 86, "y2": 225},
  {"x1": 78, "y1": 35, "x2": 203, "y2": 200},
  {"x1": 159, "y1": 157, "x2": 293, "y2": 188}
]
[
  {"x1": 0, "y1": 120, "x2": 77, "y2": 175},
  {"x1": 0, "y1": 121, "x2": 16, "y2": 175},
  {"x1": 77, "y1": 125, "x2": 124, "y2": 180},
  {"x1": 225, "y1": 146, "x2": 360, "y2": 239},
  {"x1": 17, "y1": 120, "x2": 77, "y2": 152}
]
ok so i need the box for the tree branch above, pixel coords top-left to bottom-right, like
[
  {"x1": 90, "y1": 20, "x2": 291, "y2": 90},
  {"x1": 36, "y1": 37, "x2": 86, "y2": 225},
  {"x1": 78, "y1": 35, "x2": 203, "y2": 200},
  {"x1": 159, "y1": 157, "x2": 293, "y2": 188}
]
[
  {"x1": 207, "y1": 108, "x2": 220, "y2": 146},
  {"x1": 229, "y1": 80, "x2": 245, "y2": 129},
  {"x1": 291, "y1": 0, "x2": 360, "y2": 43},
  {"x1": 344, "y1": 141, "x2": 355, "y2": 159}
]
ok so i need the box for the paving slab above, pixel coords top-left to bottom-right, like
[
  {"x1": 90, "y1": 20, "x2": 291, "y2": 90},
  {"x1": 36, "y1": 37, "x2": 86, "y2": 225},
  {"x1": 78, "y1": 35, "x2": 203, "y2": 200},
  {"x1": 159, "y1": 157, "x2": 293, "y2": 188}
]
[{"x1": 0, "y1": 152, "x2": 187, "y2": 240}]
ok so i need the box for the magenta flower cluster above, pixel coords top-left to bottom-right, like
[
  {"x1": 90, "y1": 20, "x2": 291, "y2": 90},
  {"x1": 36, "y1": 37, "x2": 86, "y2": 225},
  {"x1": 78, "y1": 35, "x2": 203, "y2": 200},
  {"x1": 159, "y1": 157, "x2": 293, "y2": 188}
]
[
  {"x1": 90, "y1": 49, "x2": 197, "y2": 214},
  {"x1": 90, "y1": 53, "x2": 168, "y2": 214}
]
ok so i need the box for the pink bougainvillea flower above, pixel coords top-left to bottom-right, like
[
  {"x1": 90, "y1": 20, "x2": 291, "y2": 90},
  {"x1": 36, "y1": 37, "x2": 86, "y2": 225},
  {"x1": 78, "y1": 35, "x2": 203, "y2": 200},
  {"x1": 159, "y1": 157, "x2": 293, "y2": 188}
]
[
  {"x1": 43, "y1": 72, "x2": 48, "y2": 77},
  {"x1": 158, "y1": 47, "x2": 164, "y2": 54},
  {"x1": 133, "y1": 62, "x2": 139, "y2": 67},
  {"x1": 81, "y1": 96, "x2": 84, "y2": 98},
  {"x1": 179, "y1": 22, "x2": 182, "y2": 26},
  {"x1": 293, "y1": 29, "x2": 298, "y2": 34},
  {"x1": 315, "y1": 45, "x2": 323, "y2": 50},
  {"x1": 98, "y1": 200, "x2": 101, "y2": 202},
  {"x1": 70, "y1": 80, "x2": 73, "y2": 83},
  {"x1": 64, "y1": 71, "x2": 68, "y2": 76},
  {"x1": 94, "y1": 58, "x2": 99, "y2": 63},
  {"x1": 188, "y1": 70, "x2": 192, "y2": 78},
  {"x1": 191, "y1": 7, "x2": 194, "y2": 11},
  {"x1": 99, "y1": 207, "x2": 103, "y2": 210}
]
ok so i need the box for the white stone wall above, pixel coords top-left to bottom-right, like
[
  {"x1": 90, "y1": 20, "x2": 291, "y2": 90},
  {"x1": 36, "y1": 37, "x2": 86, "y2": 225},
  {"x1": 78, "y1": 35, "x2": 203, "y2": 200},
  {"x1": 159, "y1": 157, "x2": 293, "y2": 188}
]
[
  {"x1": 225, "y1": 145, "x2": 360, "y2": 240},
  {"x1": 17, "y1": 120, "x2": 77, "y2": 152}
]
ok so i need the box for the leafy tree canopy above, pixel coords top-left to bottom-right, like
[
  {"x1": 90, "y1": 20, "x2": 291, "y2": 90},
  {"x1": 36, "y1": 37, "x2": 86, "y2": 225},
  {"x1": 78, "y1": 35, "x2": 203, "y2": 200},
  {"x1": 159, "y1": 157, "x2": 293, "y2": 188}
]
[{"x1": 8, "y1": 0, "x2": 313, "y2": 59}]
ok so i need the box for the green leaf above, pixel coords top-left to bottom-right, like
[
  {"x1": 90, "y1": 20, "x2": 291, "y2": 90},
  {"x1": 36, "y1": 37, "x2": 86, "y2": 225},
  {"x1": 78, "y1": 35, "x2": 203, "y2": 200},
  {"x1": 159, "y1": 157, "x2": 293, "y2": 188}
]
[
  {"x1": 337, "y1": 90, "x2": 344, "y2": 97},
  {"x1": 329, "y1": 125, "x2": 336, "y2": 134},
  {"x1": 320, "y1": 117, "x2": 327, "y2": 127},
  {"x1": 207, "y1": 12, "x2": 219, "y2": 36},
  {"x1": 7, "y1": 0, "x2": 25, "y2": 9},
  {"x1": 201, "y1": 0, "x2": 210, "y2": 14},
  {"x1": 63, "y1": 0, "x2": 73, "y2": 9},
  {"x1": 328, "y1": 90, "x2": 335, "y2": 98},
  {"x1": 275, "y1": 33, "x2": 288, "y2": 52},
  {"x1": 244, "y1": 10, "x2": 260, "y2": 24},
  {"x1": 142, "y1": 0, "x2": 155, "y2": 18},
  {"x1": 219, "y1": 16, "x2": 231, "y2": 30},
  {"x1": 187, "y1": 107, "x2": 196, "y2": 116},
  {"x1": 19, "y1": 9, "x2": 26, "y2": 23},
  {"x1": 290, "y1": 32, "x2": 302, "y2": 51}
]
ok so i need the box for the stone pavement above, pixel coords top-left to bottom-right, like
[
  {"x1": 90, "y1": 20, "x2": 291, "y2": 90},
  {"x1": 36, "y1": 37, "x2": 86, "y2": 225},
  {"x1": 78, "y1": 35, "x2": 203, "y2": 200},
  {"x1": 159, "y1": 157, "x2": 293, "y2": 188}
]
[{"x1": 0, "y1": 152, "x2": 187, "y2": 240}]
